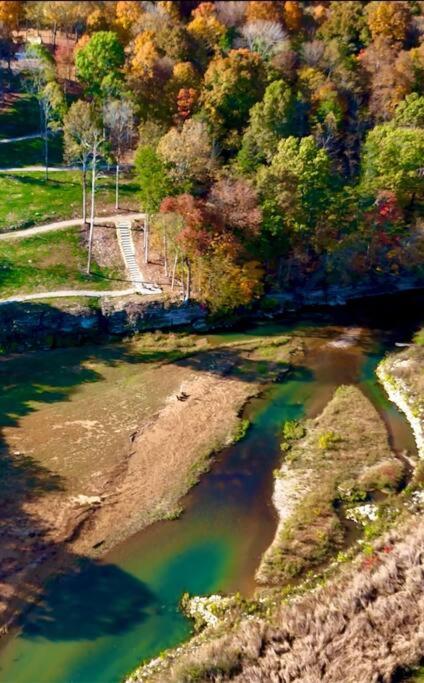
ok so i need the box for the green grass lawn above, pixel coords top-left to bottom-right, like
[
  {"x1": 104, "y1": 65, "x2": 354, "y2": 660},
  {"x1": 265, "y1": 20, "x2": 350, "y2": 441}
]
[
  {"x1": 0, "y1": 171, "x2": 139, "y2": 231},
  {"x1": 0, "y1": 92, "x2": 40, "y2": 138},
  {"x1": 0, "y1": 228, "x2": 124, "y2": 297},
  {"x1": 0, "y1": 135, "x2": 64, "y2": 168}
]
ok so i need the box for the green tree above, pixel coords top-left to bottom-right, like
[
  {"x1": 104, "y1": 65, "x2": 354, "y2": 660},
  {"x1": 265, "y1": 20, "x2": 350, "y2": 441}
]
[
  {"x1": 202, "y1": 48, "x2": 266, "y2": 146},
  {"x1": 393, "y1": 93, "x2": 424, "y2": 128},
  {"x1": 135, "y1": 145, "x2": 172, "y2": 262},
  {"x1": 75, "y1": 31, "x2": 125, "y2": 98},
  {"x1": 237, "y1": 79, "x2": 299, "y2": 172},
  {"x1": 257, "y1": 136, "x2": 336, "y2": 236},
  {"x1": 361, "y1": 123, "x2": 424, "y2": 206},
  {"x1": 317, "y1": 1, "x2": 366, "y2": 54}
]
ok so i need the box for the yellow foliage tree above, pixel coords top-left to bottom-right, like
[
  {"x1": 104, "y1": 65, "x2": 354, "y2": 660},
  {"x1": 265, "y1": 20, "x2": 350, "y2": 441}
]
[
  {"x1": 246, "y1": 0, "x2": 283, "y2": 24},
  {"x1": 115, "y1": 1, "x2": 143, "y2": 32},
  {"x1": 157, "y1": 1, "x2": 180, "y2": 20},
  {"x1": 0, "y1": 0, "x2": 23, "y2": 31},
  {"x1": 283, "y1": 1, "x2": 303, "y2": 32},
  {"x1": 130, "y1": 31, "x2": 159, "y2": 79},
  {"x1": 187, "y1": 3, "x2": 225, "y2": 52},
  {"x1": 366, "y1": 1, "x2": 411, "y2": 45}
]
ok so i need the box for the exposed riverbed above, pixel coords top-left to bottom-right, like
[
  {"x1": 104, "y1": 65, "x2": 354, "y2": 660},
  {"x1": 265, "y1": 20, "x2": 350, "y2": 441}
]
[{"x1": 0, "y1": 293, "x2": 422, "y2": 683}]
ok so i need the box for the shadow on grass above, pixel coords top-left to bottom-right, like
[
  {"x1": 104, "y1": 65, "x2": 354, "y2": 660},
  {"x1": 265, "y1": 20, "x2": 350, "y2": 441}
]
[
  {"x1": 0, "y1": 136, "x2": 63, "y2": 170},
  {"x1": 0, "y1": 326, "x2": 162, "y2": 641}
]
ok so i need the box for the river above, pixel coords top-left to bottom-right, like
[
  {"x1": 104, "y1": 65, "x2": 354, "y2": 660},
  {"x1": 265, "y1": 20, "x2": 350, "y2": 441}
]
[{"x1": 0, "y1": 292, "x2": 422, "y2": 683}]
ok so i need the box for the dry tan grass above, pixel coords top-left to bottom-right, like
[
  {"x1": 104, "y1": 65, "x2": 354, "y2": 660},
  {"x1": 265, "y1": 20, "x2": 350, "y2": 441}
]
[{"x1": 164, "y1": 516, "x2": 424, "y2": 683}]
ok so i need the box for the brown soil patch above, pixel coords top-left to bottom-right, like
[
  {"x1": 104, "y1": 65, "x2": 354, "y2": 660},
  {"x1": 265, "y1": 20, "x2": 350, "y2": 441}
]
[{"x1": 0, "y1": 335, "x2": 289, "y2": 628}]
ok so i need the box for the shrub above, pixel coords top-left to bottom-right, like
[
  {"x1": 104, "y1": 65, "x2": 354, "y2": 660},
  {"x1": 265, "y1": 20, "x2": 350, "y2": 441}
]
[
  {"x1": 282, "y1": 419, "x2": 305, "y2": 441},
  {"x1": 414, "y1": 328, "x2": 424, "y2": 346},
  {"x1": 359, "y1": 459, "x2": 405, "y2": 492},
  {"x1": 233, "y1": 419, "x2": 250, "y2": 442},
  {"x1": 318, "y1": 431, "x2": 341, "y2": 450}
]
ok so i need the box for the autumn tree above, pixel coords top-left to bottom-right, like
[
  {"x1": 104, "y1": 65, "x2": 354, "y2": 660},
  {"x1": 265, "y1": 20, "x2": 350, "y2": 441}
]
[
  {"x1": 160, "y1": 194, "x2": 213, "y2": 299},
  {"x1": 41, "y1": 1, "x2": 81, "y2": 44},
  {"x1": 283, "y1": 1, "x2": 303, "y2": 33},
  {"x1": 104, "y1": 98, "x2": 135, "y2": 209},
  {"x1": 366, "y1": 1, "x2": 411, "y2": 46},
  {"x1": 246, "y1": 1, "x2": 283, "y2": 24},
  {"x1": 75, "y1": 31, "x2": 125, "y2": 99},
  {"x1": 215, "y1": 1, "x2": 247, "y2": 28},
  {"x1": 0, "y1": 0, "x2": 22, "y2": 69},
  {"x1": 0, "y1": 0, "x2": 23, "y2": 31},
  {"x1": 209, "y1": 178, "x2": 262, "y2": 240},
  {"x1": 187, "y1": 2, "x2": 226, "y2": 56},
  {"x1": 115, "y1": 1, "x2": 144, "y2": 34},
  {"x1": 195, "y1": 244, "x2": 264, "y2": 312},
  {"x1": 202, "y1": 48, "x2": 266, "y2": 144},
  {"x1": 157, "y1": 119, "x2": 215, "y2": 189},
  {"x1": 166, "y1": 61, "x2": 200, "y2": 121},
  {"x1": 355, "y1": 38, "x2": 413, "y2": 120},
  {"x1": 160, "y1": 193, "x2": 262, "y2": 308}
]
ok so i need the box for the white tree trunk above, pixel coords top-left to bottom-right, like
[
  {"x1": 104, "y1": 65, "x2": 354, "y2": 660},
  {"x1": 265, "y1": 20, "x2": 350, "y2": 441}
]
[
  {"x1": 82, "y1": 165, "x2": 87, "y2": 224},
  {"x1": 115, "y1": 163, "x2": 119, "y2": 210},
  {"x1": 86, "y1": 147, "x2": 97, "y2": 275},
  {"x1": 44, "y1": 127, "x2": 49, "y2": 181},
  {"x1": 171, "y1": 252, "x2": 178, "y2": 290},
  {"x1": 185, "y1": 260, "x2": 191, "y2": 302},
  {"x1": 144, "y1": 214, "x2": 149, "y2": 264},
  {"x1": 163, "y1": 227, "x2": 168, "y2": 277}
]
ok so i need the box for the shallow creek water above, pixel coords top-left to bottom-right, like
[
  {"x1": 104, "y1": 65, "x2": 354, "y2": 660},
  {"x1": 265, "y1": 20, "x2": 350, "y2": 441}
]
[{"x1": 0, "y1": 297, "x2": 421, "y2": 683}]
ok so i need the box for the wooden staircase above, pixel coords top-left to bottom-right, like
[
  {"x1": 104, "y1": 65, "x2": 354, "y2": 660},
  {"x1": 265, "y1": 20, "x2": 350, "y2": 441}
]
[{"x1": 116, "y1": 220, "x2": 161, "y2": 295}]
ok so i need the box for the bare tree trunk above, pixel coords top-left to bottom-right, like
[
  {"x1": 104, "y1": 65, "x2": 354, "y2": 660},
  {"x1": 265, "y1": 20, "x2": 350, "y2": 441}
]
[
  {"x1": 87, "y1": 147, "x2": 97, "y2": 275},
  {"x1": 115, "y1": 162, "x2": 119, "y2": 210},
  {"x1": 144, "y1": 214, "x2": 149, "y2": 264},
  {"x1": 163, "y1": 227, "x2": 168, "y2": 277},
  {"x1": 185, "y1": 260, "x2": 191, "y2": 302},
  {"x1": 171, "y1": 252, "x2": 178, "y2": 290},
  {"x1": 82, "y1": 165, "x2": 87, "y2": 225},
  {"x1": 44, "y1": 124, "x2": 48, "y2": 181}
]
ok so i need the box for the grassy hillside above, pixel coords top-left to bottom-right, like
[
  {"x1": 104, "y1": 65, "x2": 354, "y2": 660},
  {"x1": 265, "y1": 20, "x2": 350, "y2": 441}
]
[
  {"x1": 0, "y1": 228, "x2": 123, "y2": 297},
  {"x1": 0, "y1": 171, "x2": 139, "y2": 231}
]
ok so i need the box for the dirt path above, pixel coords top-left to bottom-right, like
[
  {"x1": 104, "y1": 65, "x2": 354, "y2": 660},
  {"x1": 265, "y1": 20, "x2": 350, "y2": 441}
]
[
  {"x1": 0, "y1": 288, "x2": 139, "y2": 304},
  {"x1": 0, "y1": 133, "x2": 42, "y2": 144},
  {"x1": 0, "y1": 212, "x2": 146, "y2": 240}
]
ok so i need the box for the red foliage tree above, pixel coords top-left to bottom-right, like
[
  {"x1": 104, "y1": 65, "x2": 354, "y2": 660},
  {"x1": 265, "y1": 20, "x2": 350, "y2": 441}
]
[{"x1": 175, "y1": 87, "x2": 199, "y2": 121}]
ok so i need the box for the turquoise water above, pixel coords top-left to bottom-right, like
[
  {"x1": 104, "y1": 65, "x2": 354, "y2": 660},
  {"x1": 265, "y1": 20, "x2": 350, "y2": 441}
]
[{"x1": 0, "y1": 315, "x2": 419, "y2": 683}]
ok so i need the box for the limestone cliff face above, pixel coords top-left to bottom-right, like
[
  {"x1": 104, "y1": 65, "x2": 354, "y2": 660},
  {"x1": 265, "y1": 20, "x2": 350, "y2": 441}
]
[{"x1": 0, "y1": 299, "x2": 207, "y2": 352}]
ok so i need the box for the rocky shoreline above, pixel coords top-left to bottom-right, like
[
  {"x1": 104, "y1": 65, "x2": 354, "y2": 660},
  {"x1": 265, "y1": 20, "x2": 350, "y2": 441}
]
[
  {"x1": 0, "y1": 297, "x2": 207, "y2": 352},
  {"x1": 1, "y1": 279, "x2": 423, "y2": 353},
  {"x1": 377, "y1": 356, "x2": 424, "y2": 460}
]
